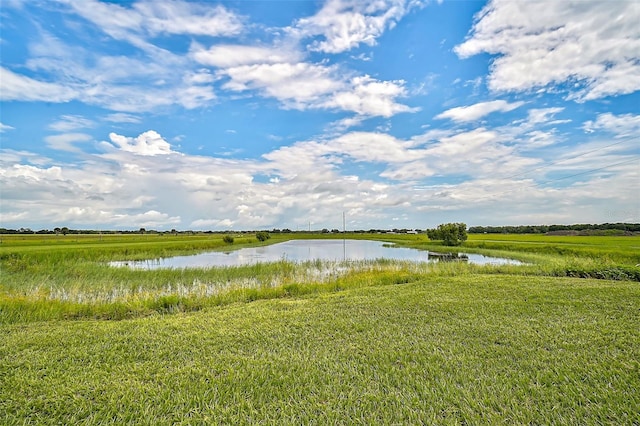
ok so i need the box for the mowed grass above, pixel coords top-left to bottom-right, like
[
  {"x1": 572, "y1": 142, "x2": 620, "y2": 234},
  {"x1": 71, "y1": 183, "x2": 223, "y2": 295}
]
[{"x1": 2, "y1": 274, "x2": 639, "y2": 424}]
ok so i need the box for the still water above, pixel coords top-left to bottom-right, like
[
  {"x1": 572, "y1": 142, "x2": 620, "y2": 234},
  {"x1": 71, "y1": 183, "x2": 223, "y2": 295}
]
[{"x1": 110, "y1": 239, "x2": 522, "y2": 270}]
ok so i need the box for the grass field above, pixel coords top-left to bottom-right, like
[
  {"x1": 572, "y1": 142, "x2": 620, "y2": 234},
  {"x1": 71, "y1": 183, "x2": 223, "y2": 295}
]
[{"x1": 1, "y1": 233, "x2": 639, "y2": 423}]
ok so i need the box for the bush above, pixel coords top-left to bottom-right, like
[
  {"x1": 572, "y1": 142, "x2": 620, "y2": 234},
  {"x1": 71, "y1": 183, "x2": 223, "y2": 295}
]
[
  {"x1": 256, "y1": 231, "x2": 271, "y2": 242},
  {"x1": 427, "y1": 223, "x2": 468, "y2": 246},
  {"x1": 222, "y1": 235, "x2": 234, "y2": 244}
]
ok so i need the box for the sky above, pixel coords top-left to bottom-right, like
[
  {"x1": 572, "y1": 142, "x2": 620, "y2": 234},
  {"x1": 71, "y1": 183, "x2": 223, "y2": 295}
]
[{"x1": 1, "y1": 0, "x2": 639, "y2": 231}]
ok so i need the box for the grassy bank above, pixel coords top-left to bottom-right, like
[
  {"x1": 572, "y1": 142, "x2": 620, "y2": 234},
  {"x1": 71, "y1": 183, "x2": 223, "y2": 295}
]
[{"x1": 2, "y1": 274, "x2": 638, "y2": 424}]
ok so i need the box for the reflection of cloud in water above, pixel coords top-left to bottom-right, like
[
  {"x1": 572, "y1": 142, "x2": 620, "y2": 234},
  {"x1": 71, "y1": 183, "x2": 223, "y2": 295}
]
[{"x1": 110, "y1": 239, "x2": 522, "y2": 270}]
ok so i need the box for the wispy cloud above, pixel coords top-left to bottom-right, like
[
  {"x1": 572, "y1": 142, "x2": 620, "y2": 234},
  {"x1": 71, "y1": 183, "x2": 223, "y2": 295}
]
[
  {"x1": 526, "y1": 108, "x2": 566, "y2": 125},
  {"x1": 48, "y1": 115, "x2": 95, "y2": 132},
  {"x1": 191, "y1": 44, "x2": 301, "y2": 68},
  {"x1": 44, "y1": 133, "x2": 93, "y2": 152},
  {"x1": 0, "y1": 122, "x2": 15, "y2": 133},
  {"x1": 61, "y1": 0, "x2": 243, "y2": 46},
  {"x1": 0, "y1": 67, "x2": 78, "y2": 102},
  {"x1": 103, "y1": 113, "x2": 142, "y2": 124},
  {"x1": 435, "y1": 100, "x2": 524, "y2": 122}
]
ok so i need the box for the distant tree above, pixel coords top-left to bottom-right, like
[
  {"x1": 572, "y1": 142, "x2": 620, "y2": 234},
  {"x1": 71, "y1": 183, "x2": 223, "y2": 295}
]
[
  {"x1": 256, "y1": 231, "x2": 270, "y2": 242},
  {"x1": 427, "y1": 223, "x2": 467, "y2": 246},
  {"x1": 61, "y1": 227, "x2": 69, "y2": 236},
  {"x1": 223, "y1": 235, "x2": 234, "y2": 244},
  {"x1": 139, "y1": 228, "x2": 146, "y2": 235}
]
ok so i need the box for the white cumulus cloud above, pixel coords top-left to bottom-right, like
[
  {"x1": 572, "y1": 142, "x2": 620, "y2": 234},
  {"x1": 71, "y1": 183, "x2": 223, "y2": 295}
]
[
  {"x1": 455, "y1": 0, "x2": 640, "y2": 101},
  {"x1": 220, "y1": 62, "x2": 342, "y2": 106},
  {"x1": 219, "y1": 62, "x2": 415, "y2": 118},
  {"x1": 293, "y1": 0, "x2": 422, "y2": 53},
  {"x1": 105, "y1": 130, "x2": 175, "y2": 156},
  {"x1": 583, "y1": 113, "x2": 640, "y2": 138},
  {"x1": 326, "y1": 75, "x2": 418, "y2": 117}
]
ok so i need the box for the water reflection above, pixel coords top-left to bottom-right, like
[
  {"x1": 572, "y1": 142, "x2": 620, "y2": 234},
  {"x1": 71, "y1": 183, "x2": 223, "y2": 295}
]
[
  {"x1": 427, "y1": 252, "x2": 469, "y2": 262},
  {"x1": 110, "y1": 239, "x2": 522, "y2": 270}
]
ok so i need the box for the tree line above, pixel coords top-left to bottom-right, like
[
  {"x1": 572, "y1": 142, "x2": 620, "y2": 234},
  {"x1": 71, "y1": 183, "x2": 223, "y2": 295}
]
[{"x1": 468, "y1": 223, "x2": 640, "y2": 234}]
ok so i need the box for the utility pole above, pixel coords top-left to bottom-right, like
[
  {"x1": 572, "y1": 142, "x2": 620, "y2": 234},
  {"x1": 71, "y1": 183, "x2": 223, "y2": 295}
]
[{"x1": 342, "y1": 211, "x2": 347, "y2": 260}]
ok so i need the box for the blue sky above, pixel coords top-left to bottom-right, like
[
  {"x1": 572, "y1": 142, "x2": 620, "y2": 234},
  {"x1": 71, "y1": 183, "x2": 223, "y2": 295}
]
[{"x1": 1, "y1": 0, "x2": 638, "y2": 231}]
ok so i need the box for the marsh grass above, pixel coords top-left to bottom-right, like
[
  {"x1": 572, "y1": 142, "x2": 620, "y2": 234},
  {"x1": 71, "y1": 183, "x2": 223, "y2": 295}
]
[{"x1": 0, "y1": 258, "x2": 458, "y2": 322}]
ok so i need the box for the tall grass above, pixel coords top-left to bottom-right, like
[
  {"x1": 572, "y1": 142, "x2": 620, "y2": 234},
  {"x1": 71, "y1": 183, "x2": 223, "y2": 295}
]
[{"x1": 0, "y1": 258, "x2": 463, "y2": 323}]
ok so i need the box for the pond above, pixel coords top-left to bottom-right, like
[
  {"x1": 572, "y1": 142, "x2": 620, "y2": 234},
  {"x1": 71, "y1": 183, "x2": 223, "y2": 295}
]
[{"x1": 110, "y1": 239, "x2": 523, "y2": 270}]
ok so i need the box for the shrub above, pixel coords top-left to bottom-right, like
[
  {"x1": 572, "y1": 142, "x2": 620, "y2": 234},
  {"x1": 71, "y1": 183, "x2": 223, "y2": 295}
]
[
  {"x1": 222, "y1": 235, "x2": 234, "y2": 244},
  {"x1": 256, "y1": 231, "x2": 271, "y2": 242}
]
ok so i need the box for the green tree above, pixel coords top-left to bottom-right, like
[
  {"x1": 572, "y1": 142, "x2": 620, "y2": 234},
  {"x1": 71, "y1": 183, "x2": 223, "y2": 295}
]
[
  {"x1": 223, "y1": 235, "x2": 234, "y2": 244},
  {"x1": 427, "y1": 222, "x2": 467, "y2": 246}
]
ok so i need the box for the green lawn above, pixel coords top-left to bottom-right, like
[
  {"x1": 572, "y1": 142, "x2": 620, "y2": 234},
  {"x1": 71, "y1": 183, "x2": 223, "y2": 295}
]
[{"x1": 2, "y1": 274, "x2": 638, "y2": 424}]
